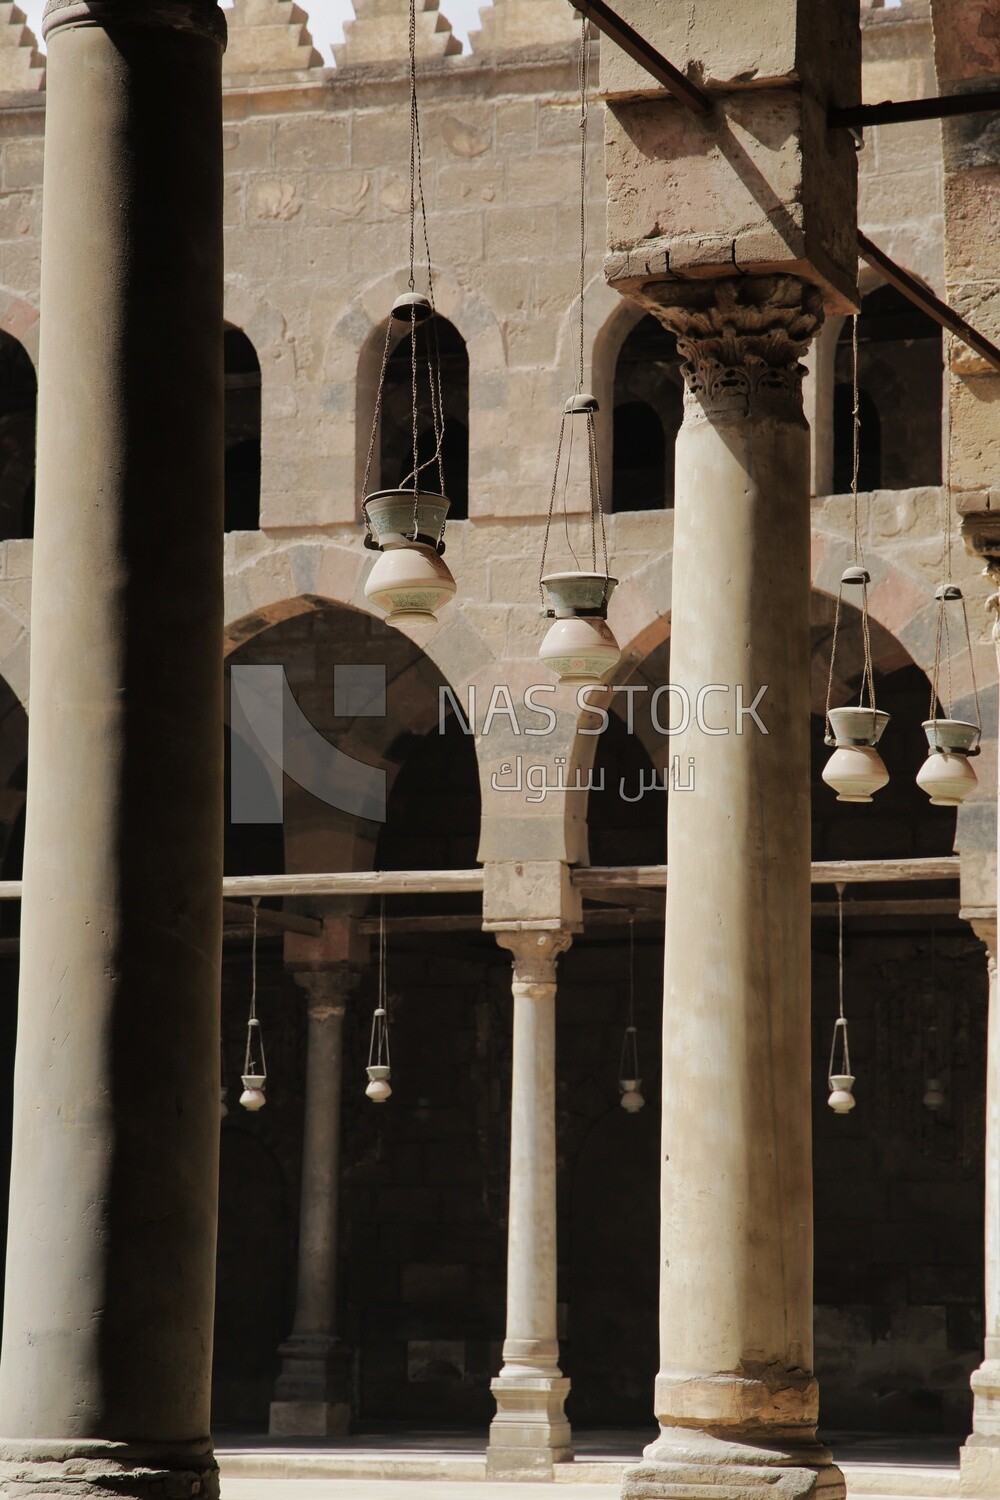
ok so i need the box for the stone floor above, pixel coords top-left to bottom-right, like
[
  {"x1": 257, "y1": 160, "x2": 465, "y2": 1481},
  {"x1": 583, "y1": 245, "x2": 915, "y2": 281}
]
[{"x1": 215, "y1": 1429, "x2": 962, "y2": 1499}]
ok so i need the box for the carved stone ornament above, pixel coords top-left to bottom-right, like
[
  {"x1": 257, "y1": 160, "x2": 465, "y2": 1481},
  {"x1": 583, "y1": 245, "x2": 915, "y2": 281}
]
[{"x1": 639, "y1": 275, "x2": 824, "y2": 416}]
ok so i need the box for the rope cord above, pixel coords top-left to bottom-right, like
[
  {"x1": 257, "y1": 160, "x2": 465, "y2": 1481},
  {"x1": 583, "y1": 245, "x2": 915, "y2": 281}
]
[
  {"x1": 828, "y1": 883, "x2": 851, "y2": 1081},
  {"x1": 243, "y1": 897, "x2": 265, "y2": 1078},
  {"x1": 619, "y1": 916, "x2": 639, "y2": 1080},
  {"x1": 826, "y1": 313, "x2": 877, "y2": 738},
  {"x1": 577, "y1": 11, "x2": 588, "y2": 394},
  {"x1": 538, "y1": 15, "x2": 609, "y2": 602},
  {"x1": 363, "y1": 0, "x2": 445, "y2": 536},
  {"x1": 370, "y1": 895, "x2": 391, "y2": 1070}
]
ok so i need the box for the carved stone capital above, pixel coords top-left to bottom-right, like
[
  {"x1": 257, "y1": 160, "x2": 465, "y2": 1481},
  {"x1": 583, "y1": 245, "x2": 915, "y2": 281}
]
[
  {"x1": 639, "y1": 275, "x2": 824, "y2": 419},
  {"x1": 494, "y1": 928, "x2": 573, "y2": 987},
  {"x1": 43, "y1": 0, "x2": 227, "y2": 45},
  {"x1": 293, "y1": 965, "x2": 362, "y2": 1021}
]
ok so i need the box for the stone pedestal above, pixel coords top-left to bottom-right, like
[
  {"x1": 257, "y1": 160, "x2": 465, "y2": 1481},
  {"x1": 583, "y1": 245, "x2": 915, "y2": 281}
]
[
  {"x1": 487, "y1": 928, "x2": 573, "y2": 1479},
  {"x1": 270, "y1": 966, "x2": 361, "y2": 1437},
  {"x1": 0, "y1": 3, "x2": 226, "y2": 1498},
  {"x1": 620, "y1": 278, "x2": 844, "y2": 1500}
]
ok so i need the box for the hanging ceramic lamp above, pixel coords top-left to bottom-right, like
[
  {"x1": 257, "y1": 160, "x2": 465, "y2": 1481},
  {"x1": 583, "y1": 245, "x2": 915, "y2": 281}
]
[
  {"x1": 827, "y1": 886, "x2": 856, "y2": 1114},
  {"x1": 618, "y1": 921, "x2": 644, "y2": 1111},
  {"x1": 240, "y1": 900, "x2": 267, "y2": 1111},
  {"x1": 536, "y1": 29, "x2": 619, "y2": 686},
  {"x1": 922, "y1": 1077, "x2": 946, "y2": 1111},
  {"x1": 366, "y1": 899, "x2": 392, "y2": 1104},
  {"x1": 822, "y1": 567, "x2": 890, "y2": 803},
  {"x1": 358, "y1": 11, "x2": 457, "y2": 627},
  {"x1": 917, "y1": 584, "x2": 981, "y2": 806}
]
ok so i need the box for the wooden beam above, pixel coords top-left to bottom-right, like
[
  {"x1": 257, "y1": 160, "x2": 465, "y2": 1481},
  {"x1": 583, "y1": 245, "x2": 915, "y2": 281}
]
[
  {"x1": 570, "y1": 0, "x2": 713, "y2": 115},
  {"x1": 220, "y1": 869, "x2": 486, "y2": 898},
  {"x1": 0, "y1": 859, "x2": 962, "y2": 908},
  {"x1": 222, "y1": 900, "x2": 322, "y2": 938},
  {"x1": 832, "y1": 91, "x2": 1000, "y2": 129},
  {"x1": 575, "y1": 857, "x2": 961, "y2": 891},
  {"x1": 811, "y1": 898, "x2": 959, "y2": 919},
  {"x1": 858, "y1": 231, "x2": 1000, "y2": 375}
]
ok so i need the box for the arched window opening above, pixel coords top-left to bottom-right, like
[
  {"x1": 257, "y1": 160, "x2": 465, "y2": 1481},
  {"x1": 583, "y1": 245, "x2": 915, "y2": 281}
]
[
  {"x1": 832, "y1": 386, "x2": 881, "y2": 493},
  {"x1": 612, "y1": 315, "x2": 682, "y2": 511},
  {"x1": 224, "y1": 325, "x2": 261, "y2": 532},
  {"x1": 379, "y1": 316, "x2": 469, "y2": 520},
  {"x1": 832, "y1": 286, "x2": 941, "y2": 492},
  {"x1": 0, "y1": 333, "x2": 36, "y2": 543}
]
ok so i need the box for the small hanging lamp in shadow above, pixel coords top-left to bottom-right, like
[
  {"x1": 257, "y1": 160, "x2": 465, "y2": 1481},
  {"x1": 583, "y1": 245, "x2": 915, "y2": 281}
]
[
  {"x1": 240, "y1": 897, "x2": 267, "y2": 1111},
  {"x1": 618, "y1": 916, "x2": 644, "y2": 1113},
  {"x1": 827, "y1": 884, "x2": 856, "y2": 1114},
  {"x1": 366, "y1": 896, "x2": 392, "y2": 1104}
]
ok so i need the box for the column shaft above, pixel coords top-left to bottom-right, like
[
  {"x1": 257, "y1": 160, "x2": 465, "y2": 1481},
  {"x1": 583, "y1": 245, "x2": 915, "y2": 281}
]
[
  {"x1": 961, "y1": 924, "x2": 1000, "y2": 1495},
  {"x1": 270, "y1": 968, "x2": 358, "y2": 1437},
  {"x1": 0, "y1": 4, "x2": 226, "y2": 1497},
  {"x1": 622, "y1": 277, "x2": 844, "y2": 1500},
  {"x1": 488, "y1": 929, "x2": 572, "y2": 1479}
]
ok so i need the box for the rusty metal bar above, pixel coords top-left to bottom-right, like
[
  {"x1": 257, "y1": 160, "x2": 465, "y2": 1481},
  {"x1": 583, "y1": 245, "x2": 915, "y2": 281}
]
[
  {"x1": 832, "y1": 91, "x2": 1000, "y2": 128},
  {"x1": 858, "y1": 230, "x2": 1000, "y2": 375},
  {"x1": 570, "y1": 0, "x2": 712, "y2": 114}
]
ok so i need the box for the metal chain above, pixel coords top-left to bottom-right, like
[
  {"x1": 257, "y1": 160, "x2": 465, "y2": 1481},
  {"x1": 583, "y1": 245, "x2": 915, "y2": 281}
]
[
  {"x1": 828, "y1": 883, "x2": 852, "y2": 1080},
  {"x1": 538, "y1": 413, "x2": 567, "y2": 605},
  {"x1": 850, "y1": 312, "x2": 877, "y2": 721},
  {"x1": 244, "y1": 897, "x2": 264, "y2": 1077},
  {"x1": 362, "y1": 319, "x2": 396, "y2": 509},
  {"x1": 823, "y1": 585, "x2": 843, "y2": 741},
  {"x1": 577, "y1": 12, "x2": 588, "y2": 394}
]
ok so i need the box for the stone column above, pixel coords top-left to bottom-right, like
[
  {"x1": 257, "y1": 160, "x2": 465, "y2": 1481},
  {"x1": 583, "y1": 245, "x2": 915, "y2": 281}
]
[
  {"x1": 487, "y1": 928, "x2": 573, "y2": 1479},
  {"x1": 0, "y1": 5, "x2": 226, "y2": 1499},
  {"x1": 270, "y1": 964, "x2": 361, "y2": 1437},
  {"x1": 961, "y1": 918, "x2": 1000, "y2": 1495},
  {"x1": 620, "y1": 277, "x2": 844, "y2": 1500}
]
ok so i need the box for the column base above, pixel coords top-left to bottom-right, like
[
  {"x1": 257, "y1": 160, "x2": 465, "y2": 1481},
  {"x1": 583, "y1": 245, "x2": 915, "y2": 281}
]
[
  {"x1": 0, "y1": 1439, "x2": 218, "y2": 1500},
  {"x1": 269, "y1": 1335, "x2": 352, "y2": 1436},
  {"x1": 486, "y1": 1371, "x2": 573, "y2": 1478},
  {"x1": 960, "y1": 1361, "x2": 1000, "y2": 1495},
  {"x1": 268, "y1": 1400, "x2": 350, "y2": 1438},
  {"x1": 620, "y1": 1429, "x2": 845, "y2": 1500}
]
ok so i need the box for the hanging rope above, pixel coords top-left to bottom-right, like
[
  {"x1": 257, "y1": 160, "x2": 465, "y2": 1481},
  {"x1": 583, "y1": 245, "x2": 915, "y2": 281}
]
[
  {"x1": 828, "y1": 883, "x2": 852, "y2": 1082},
  {"x1": 824, "y1": 313, "x2": 878, "y2": 742},
  {"x1": 243, "y1": 897, "x2": 266, "y2": 1082},
  {"x1": 368, "y1": 895, "x2": 391, "y2": 1075},
  {"x1": 361, "y1": 0, "x2": 446, "y2": 536},
  {"x1": 537, "y1": 15, "x2": 610, "y2": 609},
  {"x1": 576, "y1": 11, "x2": 589, "y2": 397},
  {"x1": 927, "y1": 371, "x2": 981, "y2": 731}
]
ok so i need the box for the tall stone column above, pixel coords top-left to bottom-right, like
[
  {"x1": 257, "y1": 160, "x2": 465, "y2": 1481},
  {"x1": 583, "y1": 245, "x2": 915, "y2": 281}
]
[
  {"x1": 0, "y1": 4, "x2": 226, "y2": 1499},
  {"x1": 620, "y1": 277, "x2": 844, "y2": 1500},
  {"x1": 961, "y1": 909, "x2": 1000, "y2": 1495},
  {"x1": 270, "y1": 964, "x2": 361, "y2": 1437},
  {"x1": 487, "y1": 928, "x2": 573, "y2": 1479}
]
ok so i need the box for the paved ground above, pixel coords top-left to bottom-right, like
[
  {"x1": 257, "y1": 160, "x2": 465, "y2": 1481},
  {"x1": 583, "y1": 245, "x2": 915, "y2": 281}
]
[{"x1": 214, "y1": 1429, "x2": 963, "y2": 1499}]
